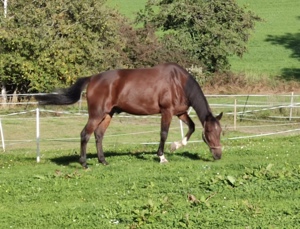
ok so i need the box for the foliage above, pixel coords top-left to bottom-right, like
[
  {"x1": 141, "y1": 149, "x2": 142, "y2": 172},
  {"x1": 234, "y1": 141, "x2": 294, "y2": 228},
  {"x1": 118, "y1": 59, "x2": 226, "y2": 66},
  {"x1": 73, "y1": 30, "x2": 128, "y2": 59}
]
[
  {"x1": 0, "y1": 0, "x2": 179, "y2": 93},
  {"x1": 0, "y1": 0, "x2": 263, "y2": 93},
  {"x1": 116, "y1": 23, "x2": 194, "y2": 69},
  {"x1": 0, "y1": 0, "x2": 120, "y2": 92},
  {"x1": 136, "y1": 0, "x2": 261, "y2": 72}
]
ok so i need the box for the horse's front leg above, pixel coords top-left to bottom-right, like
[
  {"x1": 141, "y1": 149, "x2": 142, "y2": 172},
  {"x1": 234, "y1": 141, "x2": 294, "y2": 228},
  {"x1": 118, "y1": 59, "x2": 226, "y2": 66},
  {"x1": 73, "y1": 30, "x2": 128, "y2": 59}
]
[
  {"x1": 171, "y1": 113, "x2": 195, "y2": 151},
  {"x1": 157, "y1": 110, "x2": 172, "y2": 163},
  {"x1": 94, "y1": 114, "x2": 112, "y2": 165}
]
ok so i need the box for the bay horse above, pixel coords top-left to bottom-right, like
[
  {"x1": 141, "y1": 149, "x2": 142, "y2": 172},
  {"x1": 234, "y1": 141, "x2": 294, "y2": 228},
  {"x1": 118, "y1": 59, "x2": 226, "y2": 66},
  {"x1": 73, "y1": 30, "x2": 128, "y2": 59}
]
[{"x1": 35, "y1": 63, "x2": 223, "y2": 168}]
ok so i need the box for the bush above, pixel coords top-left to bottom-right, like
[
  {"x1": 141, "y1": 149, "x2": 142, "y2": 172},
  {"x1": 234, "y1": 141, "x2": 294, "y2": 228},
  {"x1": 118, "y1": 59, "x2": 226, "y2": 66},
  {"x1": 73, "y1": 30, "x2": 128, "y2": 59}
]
[{"x1": 136, "y1": 0, "x2": 261, "y2": 72}]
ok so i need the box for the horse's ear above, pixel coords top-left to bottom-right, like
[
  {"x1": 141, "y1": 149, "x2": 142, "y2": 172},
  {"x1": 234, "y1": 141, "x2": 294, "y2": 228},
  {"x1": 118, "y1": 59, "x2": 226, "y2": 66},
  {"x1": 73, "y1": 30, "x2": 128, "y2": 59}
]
[{"x1": 216, "y1": 112, "x2": 223, "y2": 120}]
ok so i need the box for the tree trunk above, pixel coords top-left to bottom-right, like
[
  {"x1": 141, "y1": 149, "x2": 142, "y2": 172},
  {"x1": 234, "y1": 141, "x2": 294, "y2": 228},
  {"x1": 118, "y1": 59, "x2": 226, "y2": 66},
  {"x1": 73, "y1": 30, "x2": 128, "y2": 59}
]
[
  {"x1": 1, "y1": 85, "x2": 7, "y2": 108},
  {"x1": 12, "y1": 88, "x2": 18, "y2": 105}
]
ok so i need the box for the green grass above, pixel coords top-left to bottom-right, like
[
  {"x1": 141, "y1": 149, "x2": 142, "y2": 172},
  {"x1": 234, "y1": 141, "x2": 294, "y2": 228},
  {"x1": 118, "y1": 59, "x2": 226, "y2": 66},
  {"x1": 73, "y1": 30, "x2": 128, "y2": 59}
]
[
  {"x1": 107, "y1": 0, "x2": 300, "y2": 79},
  {"x1": 230, "y1": 0, "x2": 300, "y2": 79},
  {"x1": 1, "y1": 96, "x2": 300, "y2": 227},
  {"x1": 1, "y1": 135, "x2": 299, "y2": 228},
  {"x1": 107, "y1": 0, "x2": 147, "y2": 19},
  {"x1": 1, "y1": 104, "x2": 300, "y2": 228}
]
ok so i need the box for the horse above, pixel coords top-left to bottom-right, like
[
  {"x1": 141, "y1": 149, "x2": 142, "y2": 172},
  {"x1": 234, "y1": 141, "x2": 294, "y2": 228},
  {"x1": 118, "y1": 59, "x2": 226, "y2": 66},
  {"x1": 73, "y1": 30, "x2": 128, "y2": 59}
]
[{"x1": 35, "y1": 63, "x2": 223, "y2": 168}]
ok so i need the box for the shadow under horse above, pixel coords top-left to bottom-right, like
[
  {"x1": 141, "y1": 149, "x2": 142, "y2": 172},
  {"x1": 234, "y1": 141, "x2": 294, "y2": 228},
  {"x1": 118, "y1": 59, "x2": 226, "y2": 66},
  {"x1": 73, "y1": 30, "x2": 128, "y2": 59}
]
[{"x1": 35, "y1": 63, "x2": 223, "y2": 168}]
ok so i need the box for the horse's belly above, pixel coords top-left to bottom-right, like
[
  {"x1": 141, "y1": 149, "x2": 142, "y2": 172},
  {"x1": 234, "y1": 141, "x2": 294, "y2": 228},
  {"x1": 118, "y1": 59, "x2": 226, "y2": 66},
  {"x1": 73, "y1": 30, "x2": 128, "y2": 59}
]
[{"x1": 118, "y1": 102, "x2": 161, "y2": 115}]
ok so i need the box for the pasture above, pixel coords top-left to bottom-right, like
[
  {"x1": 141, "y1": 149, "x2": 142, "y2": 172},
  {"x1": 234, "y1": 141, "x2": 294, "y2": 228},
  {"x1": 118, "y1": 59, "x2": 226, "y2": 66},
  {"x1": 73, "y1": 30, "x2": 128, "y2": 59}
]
[
  {"x1": 230, "y1": 0, "x2": 300, "y2": 79},
  {"x1": 1, "y1": 1, "x2": 300, "y2": 226},
  {"x1": 109, "y1": 0, "x2": 300, "y2": 79},
  {"x1": 0, "y1": 96, "x2": 299, "y2": 228}
]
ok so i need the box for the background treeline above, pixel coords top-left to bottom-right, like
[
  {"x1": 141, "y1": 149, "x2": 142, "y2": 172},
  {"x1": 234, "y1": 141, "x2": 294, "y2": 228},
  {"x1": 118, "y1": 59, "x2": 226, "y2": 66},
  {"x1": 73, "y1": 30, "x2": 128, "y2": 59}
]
[{"x1": 0, "y1": 0, "x2": 259, "y2": 93}]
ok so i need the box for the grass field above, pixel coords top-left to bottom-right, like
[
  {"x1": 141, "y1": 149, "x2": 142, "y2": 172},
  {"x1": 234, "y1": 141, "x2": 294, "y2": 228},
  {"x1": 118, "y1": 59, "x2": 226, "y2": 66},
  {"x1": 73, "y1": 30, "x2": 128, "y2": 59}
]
[
  {"x1": 108, "y1": 0, "x2": 300, "y2": 79},
  {"x1": 1, "y1": 133, "x2": 299, "y2": 228},
  {"x1": 230, "y1": 0, "x2": 300, "y2": 79},
  {"x1": 108, "y1": 0, "x2": 147, "y2": 19},
  {"x1": 1, "y1": 100, "x2": 300, "y2": 228}
]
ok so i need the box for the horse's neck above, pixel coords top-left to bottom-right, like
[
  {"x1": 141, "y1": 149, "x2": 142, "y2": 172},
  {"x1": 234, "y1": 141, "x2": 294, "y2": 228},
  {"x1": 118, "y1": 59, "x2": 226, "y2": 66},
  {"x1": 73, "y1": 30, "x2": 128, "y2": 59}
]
[
  {"x1": 184, "y1": 74, "x2": 212, "y2": 126},
  {"x1": 191, "y1": 95, "x2": 211, "y2": 126}
]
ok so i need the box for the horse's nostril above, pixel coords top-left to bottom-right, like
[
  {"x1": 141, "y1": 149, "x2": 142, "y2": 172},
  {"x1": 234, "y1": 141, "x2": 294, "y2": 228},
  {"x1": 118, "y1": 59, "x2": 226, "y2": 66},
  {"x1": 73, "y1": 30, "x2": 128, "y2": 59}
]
[
  {"x1": 212, "y1": 150, "x2": 222, "y2": 160},
  {"x1": 214, "y1": 155, "x2": 221, "y2": 160}
]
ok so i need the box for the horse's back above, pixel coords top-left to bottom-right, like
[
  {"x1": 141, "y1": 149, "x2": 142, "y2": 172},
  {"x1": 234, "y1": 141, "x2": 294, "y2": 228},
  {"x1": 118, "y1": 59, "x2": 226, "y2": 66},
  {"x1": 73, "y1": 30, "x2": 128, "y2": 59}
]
[{"x1": 87, "y1": 63, "x2": 190, "y2": 115}]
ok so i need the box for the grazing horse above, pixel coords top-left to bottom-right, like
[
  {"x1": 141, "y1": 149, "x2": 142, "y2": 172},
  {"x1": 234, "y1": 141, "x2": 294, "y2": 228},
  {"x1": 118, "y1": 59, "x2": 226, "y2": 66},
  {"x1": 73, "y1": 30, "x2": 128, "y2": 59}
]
[{"x1": 35, "y1": 63, "x2": 223, "y2": 168}]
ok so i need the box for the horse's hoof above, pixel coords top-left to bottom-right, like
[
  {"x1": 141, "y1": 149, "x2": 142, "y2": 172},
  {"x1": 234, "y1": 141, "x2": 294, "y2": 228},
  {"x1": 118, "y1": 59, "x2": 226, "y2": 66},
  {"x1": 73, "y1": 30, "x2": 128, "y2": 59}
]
[
  {"x1": 159, "y1": 155, "x2": 168, "y2": 163},
  {"x1": 100, "y1": 161, "x2": 109, "y2": 166},
  {"x1": 160, "y1": 159, "x2": 168, "y2": 164},
  {"x1": 79, "y1": 158, "x2": 87, "y2": 168},
  {"x1": 170, "y1": 141, "x2": 180, "y2": 152}
]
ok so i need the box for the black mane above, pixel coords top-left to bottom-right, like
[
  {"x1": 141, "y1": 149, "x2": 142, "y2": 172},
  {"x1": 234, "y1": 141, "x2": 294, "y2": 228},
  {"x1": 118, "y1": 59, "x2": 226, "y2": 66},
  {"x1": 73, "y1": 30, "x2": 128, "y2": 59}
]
[{"x1": 184, "y1": 74, "x2": 211, "y2": 125}]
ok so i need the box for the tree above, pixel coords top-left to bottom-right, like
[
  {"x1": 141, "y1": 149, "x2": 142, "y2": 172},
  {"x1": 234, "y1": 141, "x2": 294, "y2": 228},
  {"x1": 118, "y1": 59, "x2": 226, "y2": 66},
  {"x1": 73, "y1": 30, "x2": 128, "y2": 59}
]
[
  {"x1": 0, "y1": 0, "x2": 132, "y2": 93},
  {"x1": 0, "y1": 0, "x2": 193, "y2": 93},
  {"x1": 136, "y1": 0, "x2": 261, "y2": 72}
]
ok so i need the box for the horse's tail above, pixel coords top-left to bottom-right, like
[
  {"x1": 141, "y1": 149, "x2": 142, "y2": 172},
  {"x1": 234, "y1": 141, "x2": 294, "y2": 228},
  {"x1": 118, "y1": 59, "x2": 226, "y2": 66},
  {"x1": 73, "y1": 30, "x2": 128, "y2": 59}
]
[{"x1": 34, "y1": 76, "x2": 91, "y2": 105}]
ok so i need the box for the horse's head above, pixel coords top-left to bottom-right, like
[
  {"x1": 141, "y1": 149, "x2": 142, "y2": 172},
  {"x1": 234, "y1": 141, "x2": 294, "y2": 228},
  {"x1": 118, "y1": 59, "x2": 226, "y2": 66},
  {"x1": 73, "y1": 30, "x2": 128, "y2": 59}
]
[{"x1": 202, "y1": 112, "x2": 223, "y2": 160}]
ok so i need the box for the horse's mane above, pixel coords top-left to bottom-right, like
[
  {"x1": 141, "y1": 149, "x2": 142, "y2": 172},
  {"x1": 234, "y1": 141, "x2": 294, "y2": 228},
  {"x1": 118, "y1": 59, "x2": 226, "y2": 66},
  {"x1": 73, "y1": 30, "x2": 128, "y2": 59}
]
[{"x1": 184, "y1": 74, "x2": 211, "y2": 124}]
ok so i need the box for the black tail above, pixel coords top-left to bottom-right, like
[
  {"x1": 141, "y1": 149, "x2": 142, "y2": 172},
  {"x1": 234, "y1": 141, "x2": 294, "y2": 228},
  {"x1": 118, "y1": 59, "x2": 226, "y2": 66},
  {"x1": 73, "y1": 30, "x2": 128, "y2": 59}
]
[{"x1": 34, "y1": 77, "x2": 91, "y2": 105}]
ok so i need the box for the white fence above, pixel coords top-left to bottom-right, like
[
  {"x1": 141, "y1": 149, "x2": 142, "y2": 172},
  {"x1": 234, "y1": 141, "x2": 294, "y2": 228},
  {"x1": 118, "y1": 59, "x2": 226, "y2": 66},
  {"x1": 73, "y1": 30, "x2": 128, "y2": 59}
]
[{"x1": 1, "y1": 93, "x2": 300, "y2": 162}]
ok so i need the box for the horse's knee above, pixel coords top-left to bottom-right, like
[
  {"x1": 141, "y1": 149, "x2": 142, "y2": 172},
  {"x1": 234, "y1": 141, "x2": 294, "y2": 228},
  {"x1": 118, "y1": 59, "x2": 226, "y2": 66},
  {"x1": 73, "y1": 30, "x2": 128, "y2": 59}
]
[
  {"x1": 160, "y1": 130, "x2": 168, "y2": 140},
  {"x1": 80, "y1": 129, "x2": 90, "y2": 143}
]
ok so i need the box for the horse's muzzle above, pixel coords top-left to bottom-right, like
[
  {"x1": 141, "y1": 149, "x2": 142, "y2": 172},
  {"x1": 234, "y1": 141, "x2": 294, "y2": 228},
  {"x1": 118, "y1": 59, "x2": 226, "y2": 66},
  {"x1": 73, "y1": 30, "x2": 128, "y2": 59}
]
[{"x1": 211, "y1": 148, "x2": 222, "y2": 160}]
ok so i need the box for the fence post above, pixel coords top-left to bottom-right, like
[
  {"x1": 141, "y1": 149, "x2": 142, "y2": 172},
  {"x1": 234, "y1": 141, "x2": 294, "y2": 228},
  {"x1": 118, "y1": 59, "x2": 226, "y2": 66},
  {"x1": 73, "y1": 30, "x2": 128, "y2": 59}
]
[
  {"x1": 240, "y1": 95, "x2": 249, "y2": 121},
  {"x1": 36, "y1": 108, "x2": 40, "y2": 162},
  {"x1": 1, "y1": 85, "x2": 7, "y2": 108},
  {"x1": 0, "y1": 118, "x2": 5, "y2": 152},
  {"x1": 179, "y1": 107, "x2": 192, "y2": 139},
  {"x1": 234, "y1": 99, "x2": 237, "y2": 130},
  {"x1": 289, "y1": 92, "x2": 294, "y2": 121}
]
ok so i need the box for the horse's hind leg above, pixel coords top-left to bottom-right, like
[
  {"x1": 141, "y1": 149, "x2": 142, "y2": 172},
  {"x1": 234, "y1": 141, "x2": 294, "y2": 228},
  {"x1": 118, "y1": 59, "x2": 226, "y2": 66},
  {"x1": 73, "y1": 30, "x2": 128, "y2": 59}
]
[
  {"x1": 94, "y1": 114, "x2": 112, "y2": 165},
  {"x1": 80, "y1": 115, "x2": 104, "y2": 168},
  {"x1": 157, "y1": 110, "x2": 172, "y2": 163},
  {"x1": 171, "y1": 113, "x2": 195, "y2": 151}
]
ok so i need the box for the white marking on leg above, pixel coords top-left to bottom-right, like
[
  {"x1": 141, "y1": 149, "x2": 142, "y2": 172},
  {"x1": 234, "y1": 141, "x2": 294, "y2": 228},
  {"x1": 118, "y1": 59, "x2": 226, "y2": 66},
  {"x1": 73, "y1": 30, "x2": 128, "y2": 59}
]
[
  {"x1": 159, "y1": 155, "x2": 168, "y2": 163},
  {"x1": 170, "y1": 141, "x2": 181, "y2": 152},
  {"x1": 181, "y1": 137, "x2": 188, "y2": 146},
  {"x1": 170, "y1": 137, "x2": 188, "y2": 152}
]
